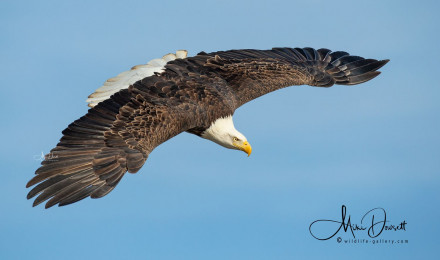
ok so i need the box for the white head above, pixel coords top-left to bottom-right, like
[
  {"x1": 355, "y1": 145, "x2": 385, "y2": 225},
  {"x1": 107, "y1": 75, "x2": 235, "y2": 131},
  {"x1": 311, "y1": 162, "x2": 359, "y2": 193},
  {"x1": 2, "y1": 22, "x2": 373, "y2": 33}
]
[{"x1": 201, "y1": 115, "x2": 252, "y2": 156}]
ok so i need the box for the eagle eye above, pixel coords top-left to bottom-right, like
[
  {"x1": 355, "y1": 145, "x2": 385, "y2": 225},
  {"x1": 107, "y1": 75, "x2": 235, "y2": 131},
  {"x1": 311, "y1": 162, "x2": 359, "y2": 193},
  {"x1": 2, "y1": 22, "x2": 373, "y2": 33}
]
[{"x1": 233, "y1": 137, "x2": 239, "y2": 142}]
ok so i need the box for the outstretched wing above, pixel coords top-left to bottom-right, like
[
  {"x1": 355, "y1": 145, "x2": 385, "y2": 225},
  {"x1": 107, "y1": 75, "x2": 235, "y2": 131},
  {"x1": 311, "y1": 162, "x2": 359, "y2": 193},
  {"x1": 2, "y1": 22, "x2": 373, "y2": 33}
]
[
  {"x1": 86, "y1": 50, "x2": 188, "y2": 107},
  {"x1": 204, "y1": 47, "x2": 389, "y2": 107},
  {"x1": 27, "y1": 76, "x2": 202, "y2": 208}
]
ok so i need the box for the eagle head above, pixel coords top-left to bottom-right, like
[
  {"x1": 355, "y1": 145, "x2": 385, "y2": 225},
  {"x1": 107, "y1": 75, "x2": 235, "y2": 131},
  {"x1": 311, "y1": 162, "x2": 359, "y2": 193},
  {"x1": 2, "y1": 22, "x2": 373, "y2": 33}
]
[{"x1": 201, "y1": 115, "x2": 252, "y2": 156}]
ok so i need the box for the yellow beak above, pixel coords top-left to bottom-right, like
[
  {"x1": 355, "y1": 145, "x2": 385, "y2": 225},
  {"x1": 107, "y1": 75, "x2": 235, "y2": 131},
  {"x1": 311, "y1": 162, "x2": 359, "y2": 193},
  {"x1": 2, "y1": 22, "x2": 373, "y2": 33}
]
[{"x1": 242, "y1": 141, "x2": 252, "y2": 157}]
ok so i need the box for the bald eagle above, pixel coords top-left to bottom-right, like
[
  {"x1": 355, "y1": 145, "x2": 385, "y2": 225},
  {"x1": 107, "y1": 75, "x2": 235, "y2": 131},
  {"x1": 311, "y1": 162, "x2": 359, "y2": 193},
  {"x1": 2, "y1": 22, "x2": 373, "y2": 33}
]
[{"x1": 26, "y1": 47, "x2": 389, "y2": 208}]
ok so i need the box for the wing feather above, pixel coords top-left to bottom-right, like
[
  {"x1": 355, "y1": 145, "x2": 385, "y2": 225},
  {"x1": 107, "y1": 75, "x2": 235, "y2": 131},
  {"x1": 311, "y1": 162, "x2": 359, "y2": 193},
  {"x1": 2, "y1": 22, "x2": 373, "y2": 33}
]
[
  {"x1": 27, "y1": 72, "x2": 210, "y2": 208},
  {"x1": 204, "y1": 47, "x2": 389, "y2": 107}
]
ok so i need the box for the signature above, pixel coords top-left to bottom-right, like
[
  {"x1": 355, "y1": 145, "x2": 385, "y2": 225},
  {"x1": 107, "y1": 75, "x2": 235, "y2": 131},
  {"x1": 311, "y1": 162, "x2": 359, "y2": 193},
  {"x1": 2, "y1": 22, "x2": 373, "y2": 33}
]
[
  {"x1": 309, "y1": 205, "x2": 407, "y2": 240},
  {"x1": 33, "y1": 151, "x2": 58, "y2": 162}
]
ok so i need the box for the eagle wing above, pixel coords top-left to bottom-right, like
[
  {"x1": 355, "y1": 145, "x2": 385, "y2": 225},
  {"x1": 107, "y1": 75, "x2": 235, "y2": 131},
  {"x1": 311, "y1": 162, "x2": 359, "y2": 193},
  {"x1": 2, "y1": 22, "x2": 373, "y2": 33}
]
[
  {"x1": 27, "y1": 75, "x2": 208, "y2": 208},
  {"x1": 203, "y1": 47, "x2": 389, "y2": 107}
]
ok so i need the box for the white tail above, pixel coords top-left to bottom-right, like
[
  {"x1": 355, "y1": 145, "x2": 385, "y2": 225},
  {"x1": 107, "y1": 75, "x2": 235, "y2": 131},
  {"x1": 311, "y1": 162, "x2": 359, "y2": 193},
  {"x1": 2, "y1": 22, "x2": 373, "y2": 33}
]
[{"x1": 86, "y1": 50, "x2": 188, "y2": 107}]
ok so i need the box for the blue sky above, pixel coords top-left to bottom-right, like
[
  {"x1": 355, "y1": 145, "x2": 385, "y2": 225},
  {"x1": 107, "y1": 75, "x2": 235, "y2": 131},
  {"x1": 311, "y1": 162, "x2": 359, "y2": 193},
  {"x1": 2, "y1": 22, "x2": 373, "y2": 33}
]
[{"x1": 1, "y1": 0, "x2": 439, "y2": 259}]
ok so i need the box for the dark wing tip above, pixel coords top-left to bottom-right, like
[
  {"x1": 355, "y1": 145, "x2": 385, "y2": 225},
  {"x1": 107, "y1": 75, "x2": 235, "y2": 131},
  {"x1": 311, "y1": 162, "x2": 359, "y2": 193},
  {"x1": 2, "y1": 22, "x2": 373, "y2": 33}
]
[
  {"x1": 380, "y1": 59, "x2": 390, "y2": 67},
  {"x1": 327, "y1": 53, "x2": 389, "y2": 86},
  {"x1": 26, "y1": 174, "x2": 43, "y2": 188}
]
